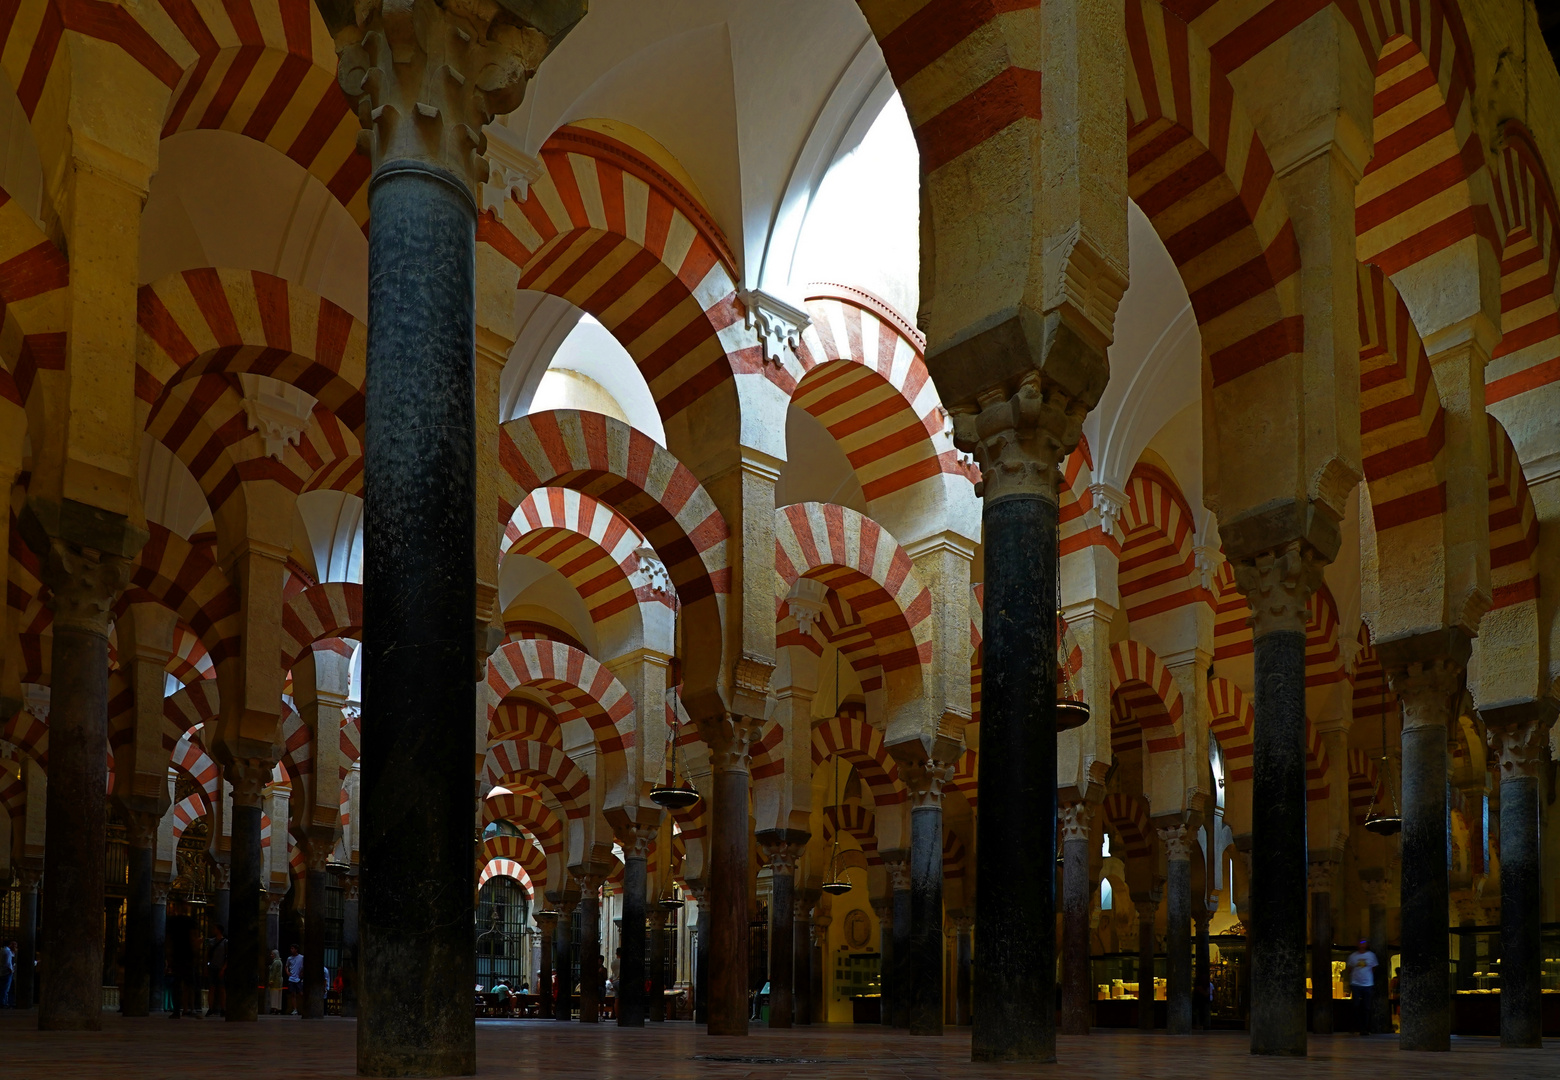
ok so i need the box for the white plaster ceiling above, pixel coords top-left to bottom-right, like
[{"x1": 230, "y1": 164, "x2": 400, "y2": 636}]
[
  {"x1": 774, "y1": 406, "x2": 866, "y2": 512},
  {"x1": 137, "y1": 435, "x2": 213, "y2": 539},
  {"x1": 519, "y1": 313, "x2": 666, "y2": 444},
  {"x1": 295, "y1": 490, "x2": 365, "y2": 584}
]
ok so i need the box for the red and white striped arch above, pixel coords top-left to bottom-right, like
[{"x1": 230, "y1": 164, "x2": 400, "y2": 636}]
[
  {"x1": 1126, "y1": 0, "x2": 1302, "y2": 390},
  {"x1": 822, "y1": 802, "x2": 880, "y2": 867},
  {"x1": 1358, "y1": 263, "x2": 1447, "y2": 532},
  {"x1": 126, "y1": 525, "x2": 242, "y2": 670},
  {"x1": 484, "y1": 789, "x2": 564, "y2": 857},
  {"x1": 477, "y1": 856, "x2": 534, "y2": 898},
  {"x1": 811, "y1": 710, "x2": 905, "y2": 810},
  {"x1": 482, "y1": 125, "x2": 760, "y2": 422},
  {"x1": 1206, "y1": 677, "x2": 1253, "y2": 783},
  {"x1": 792, "y1": 286, "x2": 975, "y2": 505},
  {"x1": 163, "y1": 679, "x2": 222, "y2": 747},
  {"x1": 488, "y1": 700, "x2": 563, "y2": 749},
  {"x1": 1, "y1": 705, "x2": 48, "y2": 769},
  {"x1": 1305, "y1": 721, "x2": 1331, "y2": 804},
  {"x1": 949, "y1": 747, "x2": 978, "y2": 810},
  {"x1": 171, "y1": 792, "x2": 207, "y2": 842},
  {"x1": 0, "y1": 186, "x2": 67, "y2": 410},
  {"x1": 773, "y1": 502, "x2": 933, "y2": 682},
  {"x1": 1060, "y1": 440, "x2": 1111, "y2": 558},
  {"x1": 485, "y1": 639, "x2": 635, "y2": 758},
  {"x1": 942, "y1": 828, "x2": 967, "y2": 881},
  {"x1": 1108, "y1": 640, "x2": 1187, "y2": 755},
  {"x1": 1487, "y1": 415, "x2": 1539, "y2": 611},
  {"x1": 280, "y1": 581, "x2": 361, "y2": 673},
  {"x1": 1489, "y1": 122, "x2": 1560, "y2": 411},
  {"x1": 1117, "y1": 462, "x2": 1205, "y2": 620},
  {"x1": 1211, "y1": 562, "x2": 1251, "y2": 663},
  {"x1": 481, "y1": 834, "x2": 545, "y2": 897},
  {"x1": 166, "y1": 624, "x2": 215, "y2": 686},
  {"x1": 1102, "y1": 793, "x2": 1155, "y2": 861},
  {"x1": 1304, "y1": 585, "x2": 1347, "y2": 689},
  {"x1": 483, "y1": 740, "x2": 590, "y2": 821},
  {"x1": 171, "y1": 729, "x2": 221, "y2": 808},
  {"x1": 1351, "y1": 630, "x2": 1392, "y2": 731},
  {"x1": 1346, "y1": 750, "x2": 1384, "y2": 827}
]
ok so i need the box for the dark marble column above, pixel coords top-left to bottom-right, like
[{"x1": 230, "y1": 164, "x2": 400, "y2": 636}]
[
  {"x1": 871, "y1": 896, "x2": 894, "y2": 1028},
  {"x1": 225, "y1": 764, "x2": 269, "y2": 1022},
  {"x1": 755, "y1": 832, "x2": 806, "y2": 1029},
  {"x1": 267, "y1": 892, "x2": 282, "y2": 959},
  {"x1": 1161, "y1": 825, "x2": 1192, "y2": 1035},
  {"x1": 553, "y1": 898, "x2": 577, "y2": 1022},
  {"x1": 339, "y1": 875, "x2": 359, "y2": 1018},
  {"x1": 121, "y1": 814, "x2": 158, "y2": 1017},
  {"x1": 962, "y1": 407, "x2": 1064, "y2": 1064},
  {"x1": 32, "y1": 540, "x2": 135, "y2": 1030},
  {"x1": 701, "y1": 719, "x2": 759, "y2": 1036},
  {"x1": 1363, "y1": 880, "x2": 1391, "y2": 1035},
  {"x1": 1193, "y1": 904, "x2": 1211, "y2": 1030},
  {"x1": 1308, "y1": 861, "x2": 1336, "y2": 1034},
  {"x1": 1232, "y1": 541, "x2": 1326, "y2": 1057},
  {"x1": 1381, "y1": 633, "x2": 1465, "y2": 1053},
  {"x1": 534, "y1": 912, "x2": 557, "y2": 1020},
  {"x1": 810, "y1": 919, "x2": 828, "y2": 1023},
  {"x1": 954, "y1": 916, "x2": 973, "y2": 1026},
  {"x1": 1136, "y1": 895, "x2": 1159, "y2": 1031},
  {"x1": 16, "y1": 867, "x2": 39, "y2": 1010},
  {"x1": 647, "y1": 908, "x2": 667, "y2": 1022},
  {"x1": 212, "y1": 862, "x2": 231, "y2": 938},
  {"x1": 576, "y1": 874, "x2": 604, "y2": 1024},
  {"x1": 302, "y1": 847, "x2": 330, "y2": 1019},
  {"x1": 903, "y1": 767, "x2": 948, "y2": 1037},
  {"x1": 1488, "y1": 711, "x2": 1552, "y2": 1048},
  {"x1": 692, "y1": 888, "x2": 709, "y2": 1024},
  {"x1": 889, "y1": 854, "x2": 912, "y2": 1029},
  {"x1": 617, "y1": 826, "x2": 655, "y2": 1028},
  {"x1": 151, "y1": 881, "x2": 170, "y2": 1013},
  {"x1": 792, "y1": 895, "x2": 814, "y2": 1025},
  {"x1": 1061, "y1": 802, "x2": 1094, "y2": 1035}
]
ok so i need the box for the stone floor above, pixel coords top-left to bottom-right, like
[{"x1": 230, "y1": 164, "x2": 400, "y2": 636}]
[{"x1": 1, "y1": 1013, "x2": 1555, "y2": 1079}]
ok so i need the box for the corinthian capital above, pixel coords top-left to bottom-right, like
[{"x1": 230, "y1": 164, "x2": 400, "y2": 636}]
[
  {"x1": 320, "y1": 0, "x2": 585, "y2": 193},
  {"x1": 1231, "y1": 540, "x2": 1325, "y2": 638},
  {"x1": 1379, "y1": 631, "x2": 1469, "y2": 735},
  {"x1": 950, "y1": 371, "x2": 1085, "y2": 503},
  {"x1": 41, "y1": 540, "x2": 134, "y2": 637},
  {"x1": 1489, "y1": 717, "x2": 1551, "y2": 781},
  {"x1": 899, "y1": 759, "x2": 955, "y2": 810},
  {"x1": 1157, "y1": 823, "x2": 1191, "y2": 862},
  {"x1": 696, "y1": 714, "x2": 762, "y2": 775},
  {"x1": 1060, "y1": 801, "x2": 1092, "y2": 844}
]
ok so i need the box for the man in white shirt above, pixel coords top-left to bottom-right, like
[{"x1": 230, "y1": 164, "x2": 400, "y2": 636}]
[
  {"x1": 285, "y1": 944, "x2": 305, "y2": 1015},
  {"x1": 1346, "y1": 939, "x2": 1379, "y2": 1034}
]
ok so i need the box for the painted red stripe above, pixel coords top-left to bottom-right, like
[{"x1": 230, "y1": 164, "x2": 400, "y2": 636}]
[
  {"x1": 242, "y1": 53, "x2": 313, "y2": 141},
  {"x1": 877, "y1": 0, "x2": 1041, "y2": 86},
  {"x1": 917, "y1": 67, "x2": 1042, "y2": 175}
]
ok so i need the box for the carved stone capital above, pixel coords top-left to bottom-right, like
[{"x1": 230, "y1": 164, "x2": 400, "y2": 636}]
[
  {"x1": 900, "y1": 759, "x2": 955, "y2": 810},
  {"x1": 755, "y1": 828, "x2": 809, "y2": 874},
  {"x1": 1231, "y1": 540, "x2": 1325, "y2": 638},
  {"x1": 212, "y1": 863, "x2": 233, "y2": 891},
  {"x1": 1489, "y1": 717, "x2": 1551, "y2": 781},
  {"x1": 1089, "y1": 482, "x2": 1127, "y2": 537},
  {"x1": 153, "y1": 880, "x2": 172, "y2": 905},
  {"x1": 696, "y1": 714, "x2": 763, "y2": 775},
  {"x1": 40, "y1": 540, "x2": 133, "y2": 637},
  {"x1": 305, "y1": 838, "x2": 338, "y2": 874},
  {"x1": 323, "y1": 0, "x2": 584, "y2": 195},
  {"x1": 124, "y1": 810, "x2": 159, "y2": 850},
  {"x1": 615, "y1": 822, "x2": 658, "y2": 862},
  {"x1": 1307, "y1": 859, "x2": 1337, "y2": 895},
  {"x1": 225, "y1": 758, "x2": 275, "y2": 808},
  {"x1": 950, "y1": 371, "x2": 1084, "y2": 503},
  {"x1": 881, "y1": 849, "x2": 911, "y2": 892},
  {"x1": 572, "y1": 871, "x2": 605, "y2": 898},
  {"x1": 1157, "y1": 823, "x2": 1191, "y2": 862},
  {"x1": 1360, "y1": 876, "x2": 1392, "y2": 908},
  {"x1": 869, "y1": 896, "x2": 892, "y2": 920},
  {"x1": 1385, "y1": 662, "x2": 1465, "y2": 735},
  {"x1": 1060, "y1": 801, "x2": 1092, "y2": 844},
  {"x1": 15, "y1": 867, "x2": 41, "y2": 892}
]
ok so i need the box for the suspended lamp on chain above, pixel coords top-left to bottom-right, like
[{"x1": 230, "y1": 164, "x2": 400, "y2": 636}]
[
  {"x1": 651, "y1": 600, "x2": 703, "y2": 811},
  {"x1": 821, "y1": 649, "x2": 854, "y2": 896},
  {"x1": 1363, "y1": 670, "x2": 1403, "y2": 836},
  {"x1": 658, "y1": 884, "x2": 685, "y2": 912},
  {"x1": 1055, "y1": 518, "x2": 1090, "y2": 732}
]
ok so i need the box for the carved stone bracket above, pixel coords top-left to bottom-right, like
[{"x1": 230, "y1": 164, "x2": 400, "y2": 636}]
[
  {"x1": 1088, "y1": 482, "x2": 1126, "y2": 538},
  {"x1": 785, "y1": 577, "x2": 830, "y2": 639},
  {"x1": 730, "y1": 654, "x2": 775, "y2": 721},
  {"x1": 950, "y1": 371, "x2": 1085, "y2": 503},
  {"x1": 40, "y1": 540, "x2": 134, "y2": 637},
  {"x1": 533, "y1": 911, "x2": 559, "y2": 932},
  {"x1": 737, "y1": 288, "x2": 811, "y2": 367},
  {"x1": 1060, "y1": 801, "x2": 1092, "y2": 844},
  {"x1": 1231, "y1": 540, "x2": 1326, "y2": 639}
]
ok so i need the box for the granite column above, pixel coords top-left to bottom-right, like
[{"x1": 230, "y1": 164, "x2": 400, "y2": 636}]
[
  {"x1": 121, "y1": 813, "x2": 158, "y2": 1017},
  {"x1": 1061, "y1": 802, "x2": 1093, "y2": 1034},
  {"x1": 953, "y1": 916, "x2": 973, "y2": 1026},
  {"x1": 1136, "y1": 895, "x2": 1159, "y2": 1031},
  {"x1": 151, "y1": 881, "x2": 170, "y2": 1012},
  {"x1": 1363, "y1": 879, "x2": 1391, "y2": 1035},
  {"x1": 225, "y1": 762, "x2": 270, "y2": 1022},
  {"x1": 903, "y1": 763, "x2": 949, "y2": 1036},
  {"x1": 302, "y1": 844, "x2": 331, "y2": 1019},
  {"x1": 700, "y1": 718, "x2": 760, "y2": 1036},
  {"x1": 1193, "y1": 902, "x2": 1212, "y2": 1030},
  {"x1": 755, "y1": 833, "x2": 805, "y2": 1028},
  {"x1": 1308, "y1": 860, "x2": 1336, "y2": 1034},
  {"x1": 534, "y1": 912, "x2": 557, "y2": 1020},
  {"x1": 16, "y1": 867, "x2": 39, "y2": 1009},
  {"x1": 1488, "y1": 709, "x2": 1552, "y2": 1047},
  {"x1": 646, "y1": 908, "x2": 666, "y2": 1022},
  {"x1": 576, "y1": 875, "x2": 603, "y2": 1024},
  {"x1": 792, "y1": 895, "x2": 814, "y2": 1025},
  {"x1": 616, "y1": 825, "x2": 656, "y2": 1027},
  {"x1": 1161, "y1": 825, "x2": 1192, "y2": 1035}
]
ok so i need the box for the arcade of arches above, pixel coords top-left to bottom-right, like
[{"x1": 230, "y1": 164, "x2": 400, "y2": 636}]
[{"x1": 2, "y1": 0, "x2": 1560, "y2": 1075}]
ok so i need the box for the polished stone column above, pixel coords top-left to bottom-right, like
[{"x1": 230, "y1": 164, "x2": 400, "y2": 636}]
[
  {"x1": 647, "y1": 908, "x2": 667, "y2": 1022},
  {"x1": 1232, "y1": 541, "x2": 1325, "y2": 1056},
  {"x1": 953, "y1": 915, "x2": 973, "y2": 1026},
  {"x1": 903, "y1": 763, "x2": 950, "y2": 1036},
  {"x1": 1362, "y1": 878, "x2": 1391, "y2": 1035},
  {"x1": 121, "y1": 812, "x2": 158, "y2": 1017},
  {"x1": 953, "y1": 374, "x2": 1076, "y2": 1063},
  {"x1": 1308, "y1": 860, "x2": 1336, "y2": 1034},
  {"x1": 267, "y1": 893, "x2": 282, "y2": 959},
  {"x1": 792, "y1": 896, "x2": 814, "y2": 1025},
  {"x1": 1381, "y1": 633, "x2": 1465, "y2": 1053},
  {"x1": 553, "y1": 898, "x2": 577, "y2": 1022},
  {"x1": 700, "y1": 718, "x2": 760, "y2": 1036},
  {"x1": 575, "y1": 874, "x2": 604, "y2": 1024},
  {"x1": 1193, "y1": 901, "x2": 1212, "y2": 1030},
  {"x1": 755, "y1": 832, "x2": 806, "y2": 1029},
  {"x1": 302, "y1": 844, "x2": 331, "y2": 1019},
  {"x1": 151, "y1": 881, "x2": 170, "y2": 1013},
  {"x1": 16, "y1": 867, "x2": 39, "y2": 1010},
  {"x1": 871, "y1": 895, "x2": 894, "y2": 1028},
  {"x1": 534, "y1": 912, "x2": 557, "y2": 1021},
  {"x1": 889, "y1": 853, "x2": 912, "y2": 1029},
  {"x1": 225, "y1": 761, "x2": 269, "y2": 1022},
  {"x1": 340, "y1": 874, "x2": 360, "y2": 1018},
  {"x1": 1061, "y1": 802, "x2": 1094, "y2": 1035},
  {"x1": 1161, "y1": 825, "x2": 1192, "y2": 1035},
  {"x1": 810, "y1": 918, "x2": 828, "y2": 1023},
  {"x1": 33, "y1": 540, "x2": 134, "y2": 1030},
  {"x1": 212, "y1": 862, "x2": 232, "y2": 937},
  {"x1": 315, "y1": 0, "x2": 579, "y2": 1072},
  {"x1": 691, "y1": 887, "x2": 709, "y2": 1024},
  {"x1": 1136, "y1": 894, "x2": 1159, "y2": 1031},
  {"x1": 617, "y1": 826, "x2": 656, "y2": 1027},
  {"x1": 1488, "y1": 709, "x2": 1552, "y2": 1047}
]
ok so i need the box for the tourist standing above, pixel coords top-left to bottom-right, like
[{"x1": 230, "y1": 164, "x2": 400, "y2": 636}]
[
  {"x1": 1, "y1": 938, "x2": 15, "y2": 1007},
  {"x1": 205, "y1": 926, "x2": 227, "y2": 1017},
  {"x1": 267, "y1": 949, "x2": 284, "y2": 1014},
  {"x1": 1346, "y1": 939, "x2": 1378, "y2": 1034},
  {"x1": 285, "y1": 944, "x2": 304, "y2": 1014}
]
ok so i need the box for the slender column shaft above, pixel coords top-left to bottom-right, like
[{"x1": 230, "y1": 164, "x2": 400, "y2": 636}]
[
  {"x1": 792, "y1": 904, "x2": 811, "y2": 1025},
  {"x1": 647, "y1": 910, "x2": 666, "y2": 1022},
  {"x1": 1061, "y1": 805, "x2": 1092, "y2": 1034},
  {"x1": 972, "y1": 492, "x2": 1057, "y2": 1061},
  {"x1": 1490, "y1": 716, "x2": 1548, "y2": 1048},
  {"x1": 1399, "y1": 726, "x2": 1449, "y2": 1050},
  {"x1": 16, "y1": 873, "x2": 38, "y2": 1009},
  {"x1": 121, "y1": 839, "x2": 155, "y2": 1017},
  {"x1": 1193, "y1": 913, "x2": 1211, "y2": 1030},
  {"x1": 213, "y1": 872, "x2": 231, "y2": 939},
  {"x1": 535, "y1": 916, "x2": 555, "y2": 1021},
  {"x1": 1367, "y1": 900, "x2": 1390, "y2": 1034},
  {"x1": 1248, "y1": 629, "x2": 1308, "y2": 1054},
  {"x1": 39, "y1": 622, "x2": 112, "y2": 1030},
  {"x1": 1309, "y1": 881, "x2": 1334, "y2": 1034},
  {"x1": 358, "y1": 161, "x2": 477, "y2": 1075},
  {"x1": 909, "y1": 803, "x2": 944, "y2": 1035},
  {"x1": 227, "y1": 796, "x2": 265, "y2": 1022},
  {"x1": 1163, "y1": 831, "x2": 1192, "y2": 1036},
  {"x1": 553, "y1": 906, "x2": 574, "y2": 1022},
  {"x1": 767, "y1": 865, "x2": 795, "y2": 1027},
  {"x1": 891, "y1": 880, "x2": 911, "y2": 1028},
  {"x1": 578, "y1": 887, "x2": 601, "y2": 1023},
  {"x1": 303, "y1": 864, "x2": 328, "y2": 1018},
  {"x1": 874, "y1": 900, "x2": 894, "y2": 1028},
  {"x1": 619, "y1": 854, "x2": 648, "y2": 1026},
  {"x1": 340, "y1": 878, "x2": 360, "y2": 1018},
  {"x1": 694, "y1": 897, "x2": 709, "y2": 1024},
  {"x1": 707, "y1": 750, "x2": 753, "y2": 1035},
  {"x1": 151, "y1": 888, "x2": 169, "y2": 1012},
  {"x1": 1137, "y1": 905, "x2": 1157, "y2": 1031},
  {"x1": 955, "y1": 924, "x2": 972, "y2": 1026},
  {"x1": 810, "y1": 925, "x2": 825, "y2": 1023}
]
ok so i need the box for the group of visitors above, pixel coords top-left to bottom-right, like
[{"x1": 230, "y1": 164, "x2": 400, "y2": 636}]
[
  {"x1": 1, "y1": 939, "x2": 21, "y2": 1007},
  {"x1": 266, "y1": 944, "x2": 326, "y2": 1014}
]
